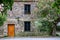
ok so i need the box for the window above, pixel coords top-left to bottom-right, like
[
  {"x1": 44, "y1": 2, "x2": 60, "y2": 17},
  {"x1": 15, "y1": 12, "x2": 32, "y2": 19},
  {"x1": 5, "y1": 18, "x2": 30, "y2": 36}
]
[
  {"x1": 24, "y1": 21, "x2": 31, "y2": 31},
  {"x1": 24, "y1": 4, "x2": 31, "y2": 14}
]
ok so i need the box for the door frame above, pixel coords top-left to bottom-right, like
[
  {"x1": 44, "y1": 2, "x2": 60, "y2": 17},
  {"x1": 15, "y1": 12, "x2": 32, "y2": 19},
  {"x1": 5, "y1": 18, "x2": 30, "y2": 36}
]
[{"x1": 7, "y1": 24, "x2": 15, "y2": 37}]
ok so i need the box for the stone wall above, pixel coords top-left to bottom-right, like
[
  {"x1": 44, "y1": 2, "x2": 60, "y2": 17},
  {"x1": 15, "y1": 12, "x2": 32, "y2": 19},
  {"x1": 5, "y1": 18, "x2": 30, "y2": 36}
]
[
  {"x1": 3, "y1": 1, "x2": 37, "y2": 36},
  {"x1": 7, "y1": 2, "x2": 37, "y2": 19}
]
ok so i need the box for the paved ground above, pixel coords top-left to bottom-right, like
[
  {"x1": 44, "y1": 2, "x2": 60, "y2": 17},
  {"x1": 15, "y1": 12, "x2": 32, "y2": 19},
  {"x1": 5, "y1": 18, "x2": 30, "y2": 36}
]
[{"x1": 0, "y1": 37, "x2": 60, "y2": 40}]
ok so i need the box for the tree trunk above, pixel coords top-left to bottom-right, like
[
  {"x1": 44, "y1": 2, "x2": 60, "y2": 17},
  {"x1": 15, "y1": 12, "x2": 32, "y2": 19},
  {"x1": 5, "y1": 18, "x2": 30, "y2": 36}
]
[
  {"x1": 51, "y1": 17, "x2": 60, "y2": 36},
  {"x1": 0, "y1": 27, "x2": 3, "y2": 37},
  {"x1": 51, "y1": 22, "x2": 56, "y2": 36}
]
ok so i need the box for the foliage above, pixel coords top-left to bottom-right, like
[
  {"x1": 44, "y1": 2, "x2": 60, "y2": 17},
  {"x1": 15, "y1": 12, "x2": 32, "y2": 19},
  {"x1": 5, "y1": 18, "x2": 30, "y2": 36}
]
[
  {"x1": 34, "y1": 0, "x2": 55, "y2": 35},
  {"x1": 0, "y1": 0, "x2": 14, "y2": 10},
  {"x1": 35, "y1": 0, "x2": 60, "y2": 36},
  {"x1": 0, "y1": 13, "x2": 6, "y2": 26},
  {"x1": 40, "y1": 20, "x2": 52, "y2": 32},
  {"x1": 35, "y1": 19, "x2": 53, "y2": 33},
  {"x1": 0, "y1": 0, "x2": 14, "y2": 15},
  {"x1": 36, "y1": 0, "x2": 58, "y2": 20},
  {"x1": 0, "y1": 0, "x2": 14, "y2": 26},
  {"x1": 51, "y1": 0, "x2": 60, "y2": 15}
]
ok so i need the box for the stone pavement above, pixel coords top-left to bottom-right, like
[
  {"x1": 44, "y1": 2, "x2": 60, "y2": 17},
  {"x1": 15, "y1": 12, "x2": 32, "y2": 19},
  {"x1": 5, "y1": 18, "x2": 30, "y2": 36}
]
[{"x1": 0, "y1": 37, "x2": 60, "y2": 40}]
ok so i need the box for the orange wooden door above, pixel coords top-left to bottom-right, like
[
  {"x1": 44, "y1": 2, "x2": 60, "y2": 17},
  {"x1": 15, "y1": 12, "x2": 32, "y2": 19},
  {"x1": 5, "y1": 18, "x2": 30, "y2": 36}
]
[{"x1": 8, "y1": 24, "x2": 15, "y2": 37}]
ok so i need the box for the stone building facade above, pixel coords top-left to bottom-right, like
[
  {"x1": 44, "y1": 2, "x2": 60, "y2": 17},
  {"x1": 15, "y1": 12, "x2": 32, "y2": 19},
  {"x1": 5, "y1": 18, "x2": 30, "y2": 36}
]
[
  {"x1": 0, "y1": 0, "x2": 54, "y2": 37},
  {"x1": 3, "y1": 0, "x2": 38, "y2": 37}
]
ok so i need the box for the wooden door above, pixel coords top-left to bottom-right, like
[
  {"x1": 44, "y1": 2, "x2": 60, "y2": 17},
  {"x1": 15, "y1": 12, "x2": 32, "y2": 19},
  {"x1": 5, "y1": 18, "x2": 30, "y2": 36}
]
[{"x1": 8, "y1": 24, "x2": 15, "y2": 37}]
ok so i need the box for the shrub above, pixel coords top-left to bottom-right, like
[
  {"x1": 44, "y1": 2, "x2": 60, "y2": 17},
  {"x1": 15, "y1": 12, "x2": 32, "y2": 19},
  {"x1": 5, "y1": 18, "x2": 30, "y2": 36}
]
[
  {"x1": 16, "y1": 32, "x2": 49, "y2": 37},
  {"x1": 0, "y1": 14, "x2": 6, "y2": 26}
]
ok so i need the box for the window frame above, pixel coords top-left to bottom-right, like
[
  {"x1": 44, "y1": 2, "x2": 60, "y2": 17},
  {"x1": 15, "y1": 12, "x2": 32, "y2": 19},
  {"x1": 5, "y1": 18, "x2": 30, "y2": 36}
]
[
  {"x1": 24, "y1": 21, "x2": 31, "y2": 31},
  {"x1": 24, "y1": 4, "x2": 31, "y2": 14}
]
